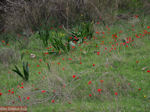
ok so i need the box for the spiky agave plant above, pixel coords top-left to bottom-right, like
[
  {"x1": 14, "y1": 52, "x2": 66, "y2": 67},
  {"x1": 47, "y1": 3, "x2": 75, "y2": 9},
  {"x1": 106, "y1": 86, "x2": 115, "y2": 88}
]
[{"x1": 12, "y1": 62, "x2": 29, "y2": 81}]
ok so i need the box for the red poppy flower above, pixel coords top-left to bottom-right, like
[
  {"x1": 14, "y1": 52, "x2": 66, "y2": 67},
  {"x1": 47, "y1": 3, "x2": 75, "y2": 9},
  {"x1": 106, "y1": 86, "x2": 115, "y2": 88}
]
[
  {"x1": 72, "y1": 46, "x2": 75, "y2": 49},
  {"x1": 89, "y1": 94, "x2": 92, "y2": 97},
  {"x1": 96, "y1": 32, "x2": 100, "y2": 34},
  {"x1": 62, "y1": 67, "x2": 65, "y2": 71},
  {"x1": 0, "y1": 92, "x2": 2, "y2": 96},
  {"x1": 20, "y1": 86, "x2": 24, "y2": 89},
  {"x1": 41, "y1": 90, "x2": 46, "y2": 93},
  {"x1": 115, "y1": 92, "x2": 118, "y2": 96},
  {"x1": 37, "y1": 65, "x2": 40, "y2": 67},
  {"x1": 44, "y1": 52, "x2": 49, "y2": 55},
  {"x1": 8, "y1": 90, "x2": 11, "y2": 92},
  {"x1": 2, "y1": 40, "x2": 5, "y2": 43},
  {"x1": 97, "y1": 52, "x2": 100, "y2": 55},
  {"x1": 88, "y1": 81, "x2": 92, "y2": 85},
  {"x1": 27, "y1": 97, "x2": 30, "y2": 100},
  {"x1": 100, "y1": 80, "x2": 104, "y2": 83},
  {"x1": 147, "y1": 70, "x2": 150, "y2": 73},
  {"x1": 97, "y1": 89, "x2": 102, "y2": 92},
  {"x1": 72, "y1": 75, "x2": 76, "y2": 78},
  {"x1": 39, "y1": 59, "x2": 42, "y2": 62},
  {"x1": 135, "y1": 15, "x2": 139, "y2": 18},
  {"x1": 69, "y1": 37, "x2": 73, "y2": 39},
  {"x1": 138, "y1": 88, "x2": 141, "y2": 91},
  {"x1": 74, "y1": 36, "x2": 78, "y2": 40},
  {"x1": 119, "y1": 30, "x2": 123, "y2": 33},
  {"x1": 51, "y1": 99, "x2": 55, "y2": 103},
  {"x1": 69, "y1": 58, "x2": 72, "y2": 60},
  {"x1": 93, "y1": 64, "x2": 95, "y2": 67}
]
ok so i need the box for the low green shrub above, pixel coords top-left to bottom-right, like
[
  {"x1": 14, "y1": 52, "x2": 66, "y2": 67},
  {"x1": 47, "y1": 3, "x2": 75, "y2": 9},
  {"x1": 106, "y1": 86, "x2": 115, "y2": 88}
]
[{"x1": 70, "y1": 21, "x2": 94, "y2": 43}]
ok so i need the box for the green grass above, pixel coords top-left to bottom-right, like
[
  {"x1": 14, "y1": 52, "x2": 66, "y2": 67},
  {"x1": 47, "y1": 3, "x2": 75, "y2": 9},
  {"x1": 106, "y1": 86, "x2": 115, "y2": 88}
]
[{"x1": 0, "y1": 16, "x2": 150, "y2": 111}]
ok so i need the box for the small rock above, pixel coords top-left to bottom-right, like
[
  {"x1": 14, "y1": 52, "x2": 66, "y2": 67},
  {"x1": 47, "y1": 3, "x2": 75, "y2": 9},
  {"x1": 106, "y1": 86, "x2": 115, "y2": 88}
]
[
  {"x1": 142, "y1": 67, "x2": 147, "y2": 71},
  {"x1": 82, "y1": 51, "x2": 87, "y2": 55},
  {"x1": 30, "y1": 53, "x2": 36, "y2": 59}
]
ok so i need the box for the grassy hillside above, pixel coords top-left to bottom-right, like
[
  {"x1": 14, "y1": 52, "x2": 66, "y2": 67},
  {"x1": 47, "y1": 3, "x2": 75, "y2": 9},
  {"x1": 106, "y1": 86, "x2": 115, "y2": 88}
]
[{"x1": 0, "y1": 16, "x2": 150, "y2": 112}]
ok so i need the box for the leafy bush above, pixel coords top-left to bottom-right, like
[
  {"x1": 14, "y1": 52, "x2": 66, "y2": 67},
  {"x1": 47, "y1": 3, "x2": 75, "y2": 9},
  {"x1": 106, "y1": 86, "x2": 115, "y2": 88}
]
[
  {"x1": 49, "y1": 34, "x2": 70, "y2": 54},
  {"x1": 70, "y1": 22, "x2": 94, "y2": 43}
]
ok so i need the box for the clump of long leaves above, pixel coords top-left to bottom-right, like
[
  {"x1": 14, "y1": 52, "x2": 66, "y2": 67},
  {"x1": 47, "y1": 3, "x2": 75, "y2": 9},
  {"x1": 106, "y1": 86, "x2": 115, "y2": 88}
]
[
  {"x1": 49, "y1": 33, "x2": 70, "y2": 54},
  {"x1": 37, "y1": 19, "x2": 52, "y2": 47},
  {"x1": 70, "y1": 21, "x2": 94, "y2": 43},
  {"x1": 12, "y1": 62, "x2": 29, "y2": 81},
  {"x1": 38, "y1": 26, "x2": 50, "y2": 47}
]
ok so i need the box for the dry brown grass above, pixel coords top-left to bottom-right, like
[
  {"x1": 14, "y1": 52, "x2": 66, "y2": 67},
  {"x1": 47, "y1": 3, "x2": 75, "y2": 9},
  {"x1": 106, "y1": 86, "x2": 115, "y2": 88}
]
[
  {"x1": 2, "y1": 0, "x2": 140, "y2": 33},
  {"x1": 0, "y1": 47, "x2": 20, "y2": 67}
]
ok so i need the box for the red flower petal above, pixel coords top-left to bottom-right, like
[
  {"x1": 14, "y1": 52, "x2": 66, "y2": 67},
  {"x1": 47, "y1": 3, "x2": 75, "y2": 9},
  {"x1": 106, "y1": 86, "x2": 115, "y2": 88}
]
[{"x1": 72, "y1": 75, "x2": 76, "y2": 78}]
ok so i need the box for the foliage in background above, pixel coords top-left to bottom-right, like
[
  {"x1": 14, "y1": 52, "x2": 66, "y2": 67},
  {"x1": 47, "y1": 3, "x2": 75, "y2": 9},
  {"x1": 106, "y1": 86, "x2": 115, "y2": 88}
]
[
  {"x1": 0, "y1": 32, "x2": 16, "y2": 44},
  {"x1": 118, "y1": 0, "x2": 144, "y2": 13},
  {"x1": 38, "y1": 28, "x2": 50, "y2": 47},
  {"x1": 2, "y1": 0, "x2": 149, "y2": 34}
]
